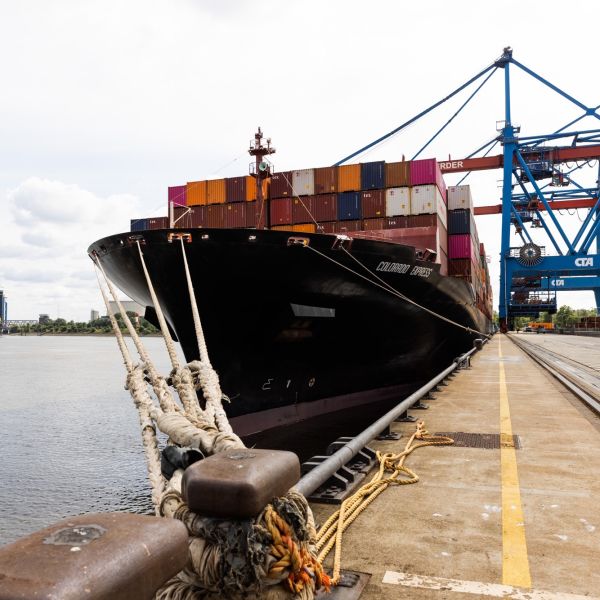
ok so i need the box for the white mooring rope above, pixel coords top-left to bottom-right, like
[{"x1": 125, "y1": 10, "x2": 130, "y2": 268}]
[{"x1": 92, "y1": 239, "x2": 327, "y2": 599}]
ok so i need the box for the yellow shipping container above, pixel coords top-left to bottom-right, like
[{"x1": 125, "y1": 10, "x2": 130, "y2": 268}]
[
  {"x1": 207, "y1": 178, "x2": 226, "y2": 204},
  {"x1": 292, "y1": 224, "x2": 316, "y2": 233},
  {"x1": 186, "y1": 181, "x2": 207, "y2": 206},
  {"x1": 337, "y1": 164, "x2": 361, "y2": 192},
  {"x1": 245, "y1": 176, "x2": 270, "y2": 202}
]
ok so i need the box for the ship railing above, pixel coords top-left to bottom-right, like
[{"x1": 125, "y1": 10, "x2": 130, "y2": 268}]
[{"x1": 295, "y1": 337, "x2": 490, "y2": 498}]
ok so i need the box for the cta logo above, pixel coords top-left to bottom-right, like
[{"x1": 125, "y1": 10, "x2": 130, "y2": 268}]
[
  {"x1": 550, "y1": 279, "x2": 565, "y2": 287},
  {"x1": 574, "y1": 257, "x2": 594, "y2": 267}
]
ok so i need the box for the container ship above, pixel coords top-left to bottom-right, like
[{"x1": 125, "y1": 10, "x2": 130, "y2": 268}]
[{"x1": 89, "y1": 130, "x2": 493, "y2": 438}]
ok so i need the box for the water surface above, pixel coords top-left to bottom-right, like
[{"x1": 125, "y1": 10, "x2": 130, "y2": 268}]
[{"x1": 0, "y1": 335, "x2": 178, "y2": 546}]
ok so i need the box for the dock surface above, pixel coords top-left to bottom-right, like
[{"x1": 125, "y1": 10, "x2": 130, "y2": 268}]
[{"x1": 311, "y1": 334, "x2": 600, "y2": 599}]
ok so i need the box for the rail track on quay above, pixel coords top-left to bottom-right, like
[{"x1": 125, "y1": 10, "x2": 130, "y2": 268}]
[{"x1": 508, "y1": 333, "x2": 600, "y2": 417}]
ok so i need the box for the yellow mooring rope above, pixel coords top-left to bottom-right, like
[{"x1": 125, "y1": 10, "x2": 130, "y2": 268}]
[{"x1": 315, "y1": 420, "x2": 454, "y2": 585}]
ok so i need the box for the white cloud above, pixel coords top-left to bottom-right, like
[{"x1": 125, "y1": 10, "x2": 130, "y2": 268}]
[{"x1": 0, "y1": 178, "x2": 140, "y2": 320}]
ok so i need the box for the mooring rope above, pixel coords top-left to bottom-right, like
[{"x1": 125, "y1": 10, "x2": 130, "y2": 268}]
[
  {"x1": 92, "y1": 243, "x2": 329, "y2": 599},
  {"x1": 304, "y1": 242, "x2": 491, "y2": 338},
  {"x1": 315, "y1": 420, "x2": 454, "y2": 585}
]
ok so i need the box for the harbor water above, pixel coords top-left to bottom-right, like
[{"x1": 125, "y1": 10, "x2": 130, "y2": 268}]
[{"x1": 0, "y1": 335, "x2": 179, "y2": 546}]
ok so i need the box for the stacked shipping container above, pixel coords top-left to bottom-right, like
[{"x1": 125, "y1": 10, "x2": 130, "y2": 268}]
[{"x1": 136, "y1": 160, "x2": 492, "y2": 311}]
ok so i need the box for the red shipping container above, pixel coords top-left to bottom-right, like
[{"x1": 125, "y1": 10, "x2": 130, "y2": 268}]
[
  {"x1": 246, "y1": 201, "x2": 257, "y2": 228},
  {"x1": 270, "y1": 198, "x2": 292, "y2": 225},
  {"x1": 334, "y1": 220, "x2": 362, "y2": 233},
  {"x1": 226, "y1": 177, "x2": 247, "y2": 203},
  {"x1": 362, "y1": 218, "x2": 386, "y2": 230},
  {"x1": 224, "y1": 202, "x2": 247, "y2": 228},
  {"x1": 168, "y1": 185, "x2": 187, "y2": 207},
  {"x1": 317, "y1": 222, "x2": 337, "y2": 234},
  {"x1": 173, "y1": 206, "x2": 193, "y2": 228},
  {"x1": 407, "y1": 214, "x2": 437, "y2": 227},
  {"x1": 409, "y1": 158, "x2": 447, "y2": 202},
  {"x1": 148, "y1": 216, "x2": 169, "y2": 229},
  {"x1": 205, "y1": 204, "x2": 226, "y2": 228},
  {"x1": 292, "y1": 196, "x2": 314, "y2": 224},
  {"x1": 361, "y1": 190, "x2": 385, "y2": 218},
  {"x1": 270, "y1": 172, "x2": 293, "y2": 198},
  {"x1": 385, "y1": 216, "x2": 408, "y2": 229},
  {"x1": 190, "y1": 206, "x2": 206, "y2": 228},
  {"x1": 312, "y1": 193, "x2": 337, "y2": 222}
]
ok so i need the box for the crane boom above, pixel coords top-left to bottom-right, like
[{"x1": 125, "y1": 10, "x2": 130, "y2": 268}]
[{"x1": 438, "y1": 144, "x2": 600, "y2": 173}]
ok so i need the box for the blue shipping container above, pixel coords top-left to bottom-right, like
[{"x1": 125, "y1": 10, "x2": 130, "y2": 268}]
[
  {"x1": 338, "y1": 192, "x2": 361, "y2": 221},
  {"x1": 130, "y1": 218, "x2": 149, "y2": 232},
  {"x1": 447, "y1": 209, "x2": 475, "y2": 235},
  {"x1": 361, "y1": 161, "x2": 385, "y2": 190}
]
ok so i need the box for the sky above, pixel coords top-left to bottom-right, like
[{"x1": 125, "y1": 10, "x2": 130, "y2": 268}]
[{"x1": 1, "y1": 0, "x2": 599, "y2": 321}]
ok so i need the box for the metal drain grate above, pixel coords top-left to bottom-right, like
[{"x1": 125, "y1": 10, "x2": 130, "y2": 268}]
[{"x1": 434, "y1": 432, "x2": 522, "y2": 450}]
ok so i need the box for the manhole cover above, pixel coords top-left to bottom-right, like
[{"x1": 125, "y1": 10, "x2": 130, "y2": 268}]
[{"x1": 435, "y1": 432, "x2": 521, "y2": 449}]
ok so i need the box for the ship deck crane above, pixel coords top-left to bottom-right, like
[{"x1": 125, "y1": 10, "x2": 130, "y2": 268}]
[{"x1": 337, "y1": 48, "x2": 600, "y2": 330}]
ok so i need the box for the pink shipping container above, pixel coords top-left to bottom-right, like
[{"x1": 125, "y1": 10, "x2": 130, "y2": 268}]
[
  {"x1": 205, "y1": 204, "x2": 226, "y2": 228},
  {"x1": 224, "y1": 203, "x2": 247, "y2": 228},
  {"x1": 409, "y1": 158, "x2": 447, "y2": 202},
  {"x1": 361, "y1": 190, "x2": 385, "y2": 218},
  {"x1": 168, "y1": 185, "x2": 187, "y2": 207},
  {"x1": 270, "y1": 198, "x2": 292, "y2": 225},
  {"x1": 148, "y1": 216, "x2": 169, "y2": 229},
  {"x1": 448, "y1": 234, "x2": 477, "y2": 260}
]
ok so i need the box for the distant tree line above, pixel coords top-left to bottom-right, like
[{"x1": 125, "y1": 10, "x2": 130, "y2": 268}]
[
  {"x1": 8, "y1": 312, "x2": 160, "y2": 335},
  {"x1": 513, "y1": 306, "x2": 598, "y2": 330}
]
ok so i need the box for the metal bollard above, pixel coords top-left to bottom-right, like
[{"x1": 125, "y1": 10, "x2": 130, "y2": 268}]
[{"x1": 0, "y1": 512, "x2": 189, "y2": 600}]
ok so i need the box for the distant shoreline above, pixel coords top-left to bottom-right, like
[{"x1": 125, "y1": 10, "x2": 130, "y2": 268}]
[{"x1": 2, "y1": 332, "x2": 162, "y2": 337}]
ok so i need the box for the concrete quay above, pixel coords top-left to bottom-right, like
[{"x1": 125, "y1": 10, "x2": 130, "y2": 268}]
[{"x1": 311, "y1": 334, "x2": 600, "y2": 599}]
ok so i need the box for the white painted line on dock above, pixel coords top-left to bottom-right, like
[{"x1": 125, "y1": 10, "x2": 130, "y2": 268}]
[
  {"x1": 382, "y1": 571, "x2": 597, "y2": 599},
  {"x1": 499, "y1": 337, "x2": 531, "y2": 588}
]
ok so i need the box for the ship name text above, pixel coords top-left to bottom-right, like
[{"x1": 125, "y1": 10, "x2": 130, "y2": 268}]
[{"x1": 376, "y1": 261, "x2": 432, "y2": 278}]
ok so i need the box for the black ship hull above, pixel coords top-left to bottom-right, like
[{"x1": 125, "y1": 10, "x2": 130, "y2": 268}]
[{"x1": 89, "y1": 228, "x2": 491, "y2": 437}]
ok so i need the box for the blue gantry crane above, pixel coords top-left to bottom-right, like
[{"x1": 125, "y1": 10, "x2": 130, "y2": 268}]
[{"x1": 336, "y1": 47, "x2": 600, "y2": 331}]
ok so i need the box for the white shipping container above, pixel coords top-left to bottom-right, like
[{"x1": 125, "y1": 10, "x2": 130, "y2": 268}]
[
  {"x1": 292, "y1": 169, "x2": 315, "y2": 196},
  {"x1": 385, "y1": 187, "x2": 411, "y2": 216},
  {"x1": 410, "y1": 184, "x2": 447, "y2": 230},
  {"x1": 448, "y1": 185, "x2": 473, "y2": 211}
]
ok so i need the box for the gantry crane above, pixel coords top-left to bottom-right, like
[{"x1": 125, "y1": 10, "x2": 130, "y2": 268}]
[{"x1": 336, "y1": 48, "x2": 600, "y2": 331}]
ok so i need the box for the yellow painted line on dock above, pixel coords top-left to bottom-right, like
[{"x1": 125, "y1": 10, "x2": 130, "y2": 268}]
[
  {"x1": 382, "y1": 571, "x2": 596, "y2": 599},
  {"x1": 499, "y1": 337, "x2": 531, "y2": 588}
]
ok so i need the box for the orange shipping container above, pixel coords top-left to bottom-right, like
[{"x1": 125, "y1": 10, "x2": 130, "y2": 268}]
[
  {"x1": 385, "y1": 162, "x2": 410, "y2": 187},
  {"x1": 292, "y1": 224, "x2": 317, "y2": 233},
  {"x1": 207, "y1": 179, "x2": 226, "y2": 204},
  {"x1": 245, "y1": 176, "x2": 270, "y2": 202},
  {"x1": 337, "y1": 164, "x2": 361, "y2": 192},
  {"x1": 271, "y1": 225, "x2": 294, "y2": 231},
  {"x1": 186, "y1": 181, "x2": 207, "y2": 206}
]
